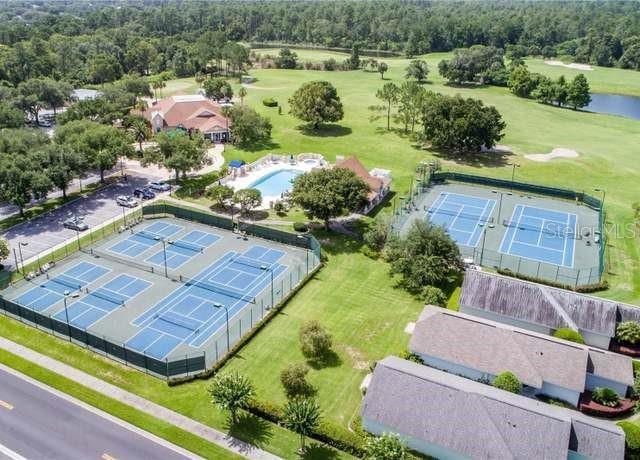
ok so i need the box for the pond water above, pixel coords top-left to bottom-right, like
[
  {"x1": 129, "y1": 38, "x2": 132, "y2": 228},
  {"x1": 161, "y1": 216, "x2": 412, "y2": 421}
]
[{"x1": 586, "y1": 93, "x2": 640, "y2": 120}]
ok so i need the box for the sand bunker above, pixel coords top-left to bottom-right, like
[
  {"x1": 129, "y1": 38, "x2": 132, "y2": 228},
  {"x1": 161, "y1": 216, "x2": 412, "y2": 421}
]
[
  {"x1": 544, "y1": 60, "x2": 593, "y2": 71},
  {"x1": 525, "y1": 148, "x2": 579, "y2": 162}
]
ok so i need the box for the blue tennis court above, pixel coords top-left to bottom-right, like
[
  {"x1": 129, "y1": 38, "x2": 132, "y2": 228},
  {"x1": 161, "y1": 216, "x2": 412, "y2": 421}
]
[
  {"x1": 13, "y1": 262, "x2": 109, "y2": 312},
  {"x1": 53, "y1": 274, "x2": 152, "y2": 329},
  {"x1": 107, "y1": 221, "x2": 183, "y2": 258},
  {"x1": 145, "y1": 230, "x2": 220, "y2": 270},
  {"x1": 426, "y1": 192, "x2": 496, "y2": 247},
  {"x1": 126, "y1": 245, "x2": 287, "y2": 359},
  {"x1": 499, "y1": 205, "x2": 577, "y2": 267}
]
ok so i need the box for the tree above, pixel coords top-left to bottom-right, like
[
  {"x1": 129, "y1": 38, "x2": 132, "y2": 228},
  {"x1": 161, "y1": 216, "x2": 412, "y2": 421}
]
[
  {"x1": 290, "y1": 168, "x2": 369, "y2": 228},
  {"x1": 420, "y1": 94, "x2": 506, "y2": 152},
  {"x1": 280, "y1": 363, "x2": 312, "y2": 398},
  {"x1": 405, "y1": 59, "x2": 429, "y2": 83},
  {"x1": 299, "y1": 320, "x2": 333, "y2": 360},
  {"x1": 346, "y1": 44, "x2": 361, "y2": 70},
  {"x1": 421, "y1": 285, "x2": 447, "y2": 307},
  {"x1": 226, "y1": 105, "x2": 272, "y2": 147},
  {"x1": 281, "y1": 398, "x2": 322, "y2": 452},
  {"x1": 531, "y1": 76, "x2": 555, "y2": 105},
  {"x1": 87, "y1": 53, "x2": 122, "y2": 85},
  {"x1": 0, "y1": 238, "x2": 9, "y2": 266},
  {"x1": 288, "y1": 81, "x2": 344, "y2": 129},
  {"x1": 438, "y1": 46, "x2": 505, "y2": 85},
  {"x1": 553, "y1": 76, "x2": 568, "y2": 107},
  {"x1": 238, "y1": 86, "x2": 247, "y2": 104},
  {"x1": 123, "y1": 115, "x2": 151, "y2": 153},
  {"x1": 492, "y1": 371, "x2": 522, "y2": 394},
  {"x1": 275, "y1": 48, "x2": 298, "y2": 69},
  {"x1": 0, "y1": 154, "x2": 51, "y2": 217},
  {"x1": 206, "y1": 184, "x2": 234, "y2": 209},
  {"x1": 144, "y1": 131, "x2": 206, "y2": 180},
  {"x1": 567, "y1": 74, "x2": 591, "y2": 109},
  {"x1": 365, "y1": 433, "x2": 407, "y2": 460},
  {"x1": 375, "y1": 82, "x2": 400, "y2": 130},
  {"x1": 377, "y1": 62, "x2": 388, "y2": 79},
  {"x1": 508, "y1": 65, "x2": 535, "y2": 98},
  {"x1": 195, "y1": 72, "x2": 206, "y2": 87},
  {"x1": 396, "y1": 81, "x2": 425, "y2": 133},
  {"x1": 363, "y1": 216, "x2": 392, "y2": 252},
  {"x1": 385, "y1": 220, "x2": 463, "y2": 293},
  {"x1": 149, "y1": 75, "x2": 166, "y2": 102},
  {"x1": 203, "y1": 77, "x2": 233, "y2": 101},
  {"x1": 208, "y1": 372, "x2": 254, "y2": 424},
  {"x1": 616, "y1": 321, "x2": 640, "y2": 346},
  {"x1": 553, "y1": 328, "x2": 585, "y2": 344},
  {"x1": 38, "y1": 144, "x2": 86, "y2": 199},
  {"x1": 232, "y1": 188, "x2": 262, "y2": 215},
  {"x1": 0, "y1": 102, "x2": 24, "y2": 128}
]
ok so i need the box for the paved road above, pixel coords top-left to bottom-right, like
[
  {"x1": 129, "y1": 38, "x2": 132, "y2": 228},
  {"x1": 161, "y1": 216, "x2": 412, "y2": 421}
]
[{"x1": 0, "y1": 366, "x2": 197, "y2": 460}]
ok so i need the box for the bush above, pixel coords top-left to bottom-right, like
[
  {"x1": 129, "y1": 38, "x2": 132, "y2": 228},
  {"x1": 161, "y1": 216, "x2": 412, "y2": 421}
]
[
  {"x1": 299, "y1": 320, "x2": 333, "y2": 359},
  {"x1": 553, "y1": 328, "x2": 585, "y2": 344},
  {"x1": 363, "y1": 217, "x2": 391, "y2": 252},
  {"x1": 592, "y1": 387, "x2": 620, "y2": 407},
  {"x1": 399, "y1": 350, "x2": 424, "y2": 365},
  {"x1": 280, "y1": 363, "x2": 312, "y2": 398},
  {"x1": 496, "y1": 268, "x2": 609, "y2": 293},
  {"x1": 262, "y1": 98, "x2": 278, "y2": 107},
  {"x1": 619, "y1": 421, "x2": 640, "y2": 454},
  {"x1": 421, "y1": 285, "x2": 447, "y2": 307},
  {"x1": 273, "y1": 200, "x2": 286, "y2": 215},
  {"x1": 293, "y1": 221, "x2": 308, "y2": 232},
  {"x1": 364, "y1": 433, "x2": 407, "y2": 459},
  {"x1": 617, "y1": 322, "x2": 640, "y2": 346},
  {"x1": 493, "y1": 371, "x2": 522, "y2": 394}
]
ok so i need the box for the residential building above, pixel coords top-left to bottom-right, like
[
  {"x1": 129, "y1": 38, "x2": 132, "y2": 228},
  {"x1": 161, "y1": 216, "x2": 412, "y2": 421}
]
[
  {"x1": 334, "y1": 155, "x2": 391, "y2": 214},
  {"x1": 143, "y1": 95, "x2": 231, "y2": 142},
  {"x1": 459, "y1": 269, "x2": 640, "y2": 349},
  {"x1": 409, "y1": 306, "x2": 633, "y2": 405},
  {"x1": 361, "y1": 356, "x2": 625, "y2": 460}
]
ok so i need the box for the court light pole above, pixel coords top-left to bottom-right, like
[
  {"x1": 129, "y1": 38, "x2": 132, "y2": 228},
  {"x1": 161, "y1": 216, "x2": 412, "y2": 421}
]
[
  {"x1": 510, "y1": 163, "x2": 521, "y2": 186},
  {"x1": 497, "y1": 192, "x2": 504, "y2": 223},
  {"x1": 261, "y1": 265, "x2": 274, "y2": 308},
  {"x1": 480, "y1": 226, "x2": 487, "y2": 265},
  {"x1": 161, "y1": 239, "x2": 168, "y2": 278},
  {"x1": 63, "y1": 294, "x2": 71, "y2": 342},
  {"x1": 214, "y1": 302, "x2": 230, "y2": 352},
  {"x1": 594, "y1": 188, "x2": 606, "y2": 211},
  {"x1": 18, "y1": 241, "x2": 27, "y2": 274},
  {"x1": 12, "y1": 248, "x2": 20, "y2": 274}
]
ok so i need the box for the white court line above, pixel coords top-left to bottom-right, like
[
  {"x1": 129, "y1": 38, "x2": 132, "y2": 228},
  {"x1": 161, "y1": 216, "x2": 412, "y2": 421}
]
[
  {"x1": 0, "y1": 443, "x2": 27, "y2": 460},
  {"x1": 513, "y1": 239, "x2": 565, "y2": 253}
]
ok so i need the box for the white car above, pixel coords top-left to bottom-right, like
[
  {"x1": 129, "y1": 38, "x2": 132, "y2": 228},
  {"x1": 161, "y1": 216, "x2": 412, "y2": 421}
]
[
  {"x1": 116, "y1": 195, "x2": 138, "y2": 208},
  {"x1": 148, "y1": 181, "x2": 171, "y2": 192}
]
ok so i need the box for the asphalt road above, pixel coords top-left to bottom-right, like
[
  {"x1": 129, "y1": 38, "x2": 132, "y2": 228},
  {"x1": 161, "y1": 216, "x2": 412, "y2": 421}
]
[{"x1": 0, "y1": 367, "x2": 197, "y2": 460}]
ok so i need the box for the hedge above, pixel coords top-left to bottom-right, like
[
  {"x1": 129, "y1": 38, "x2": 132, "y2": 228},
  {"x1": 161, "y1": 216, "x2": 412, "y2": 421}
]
[
  {"x1": 553, "y1": 328, "x2": 585, "y2": 344},
  {"x1": 293, "y1": 221, "x2": 308, "y2": 232},
  {"x1": 618, "y1": 421, "x2": 640, "y2": 454},
  {"x1": 262, "y1": 98, "x2": 278, "y2": 107},
  {"x1": 496, "y1": 268, "x2": 609, "y2": 293}
]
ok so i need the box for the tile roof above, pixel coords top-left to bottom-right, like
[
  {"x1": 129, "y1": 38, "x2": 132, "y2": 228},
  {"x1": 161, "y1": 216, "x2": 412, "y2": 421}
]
[
  {"x1": 144, "y1": 95, "x2": 230, "y2": 133},
  {"x1": 335, "y1": 156, "x2": 390, "y2": 201},
  {"x1": 361, "y1": 356, "x2": 625, "y2": 460}
]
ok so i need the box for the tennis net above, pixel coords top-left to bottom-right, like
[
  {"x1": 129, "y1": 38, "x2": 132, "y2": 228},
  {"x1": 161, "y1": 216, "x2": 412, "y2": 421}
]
[
  {"x1": 155, "y1": 312, "x2": 200, "y2": 332},
  {"x1": 84, "y1": 248, "x2": 156, "y2": 274},
  {"x1": 502, "y1": 219, "x2": 582, "y2": 239},
  {"x1": 86, "y1": 288, "x2": 125, "y2": 307},
  {"x1": 427, "y1": 208, "x2": 494, "y2": 224},
  {"x1": 181, "y1": 276, "x2": 255, "y2": 303},
  {"x1": 136, "y1": 229, "x2": 163, "y2": 242},
  {"x1": 48, "y1": 274, "x2": 82, "y2": 291},
  {"x1": 232, "y1": 256, "x2": 271, "y2": 270},
  {"x1": 169, "y1": 240, "x2": 203, "y2": 253}
]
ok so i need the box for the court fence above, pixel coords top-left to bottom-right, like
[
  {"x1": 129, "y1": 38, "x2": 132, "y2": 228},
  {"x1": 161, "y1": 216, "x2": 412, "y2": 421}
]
[
  {"x1": 0, "y1": 199, "x2": 322, "y2": 379},
  {"x1": 391, "y1": 169, "x2": 605, "y2": 287}
]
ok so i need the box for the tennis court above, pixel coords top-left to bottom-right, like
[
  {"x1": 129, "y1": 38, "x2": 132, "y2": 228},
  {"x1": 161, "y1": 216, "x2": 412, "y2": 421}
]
[
  {"x1": 14, "y1": 262, "x2": 110, "y2": 312},
  {"x1": 426, "y1": 192, "x2": 496, "y2": 247},
  {"x1": 127, "y1": 245, "x2": 286, "y2": 359},
  {"x1": 500, "y1": 204, "x2": 577, "y2": 267},
  {"x1": 145, "y1": 229, "x2": 220, "y2": 270},
  {"x1": 107, "y1": 221, "x2": 183, "y2": 257}
]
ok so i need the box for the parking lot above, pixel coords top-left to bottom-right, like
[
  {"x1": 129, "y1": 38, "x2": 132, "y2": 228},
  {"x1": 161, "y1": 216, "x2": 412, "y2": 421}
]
[{"x1": 1, "y1": 176, "x2": 169, "y2": 270}]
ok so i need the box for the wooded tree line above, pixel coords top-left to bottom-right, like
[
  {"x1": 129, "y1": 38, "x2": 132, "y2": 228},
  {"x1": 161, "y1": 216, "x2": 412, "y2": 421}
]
[{"x1": 1, "y1": 1, "x2": 640, "y2": 73}]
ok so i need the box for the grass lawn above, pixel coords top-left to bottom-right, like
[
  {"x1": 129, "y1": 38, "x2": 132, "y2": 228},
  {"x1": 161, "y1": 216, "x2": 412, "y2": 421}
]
[{"x1": 0, "y1": 348, "x2": 241, "y2": 459}]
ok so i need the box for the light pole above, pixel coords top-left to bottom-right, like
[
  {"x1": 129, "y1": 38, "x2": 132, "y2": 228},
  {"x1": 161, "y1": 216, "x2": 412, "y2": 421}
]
[
  {"x1": 121, "y1": 205, "x2": 127, "y2": 227},
  {"x1": 75, "y1": 227, "x2": 81, "y2": 250},
  {"x1": 18, "y1": 241, "x2": 27, "y2": 274},
  {"x1": 261, "y1": 265, "x2": 274, "y2": 308},
  {"x1": 161, "y1": 239, "x2": 168, "y2": 278},
  {"x1": 12, "y1": 248, "x2": 20, "y2": 274},
  {"x1": 63, "y1": 295, "x2": 71, "y2": 341},
  {"x1": 594, "y1": 188, "x2": 606, "y2": 211},
  {"x1": 214, "y1": 302, "x2": 230, "y2": 352},
  {"x1": 510, "y1": 163, "x2": 521, "y2": 185},
  {"x1": 480, "y1": 226, "x2": 487, "y2": 265}
]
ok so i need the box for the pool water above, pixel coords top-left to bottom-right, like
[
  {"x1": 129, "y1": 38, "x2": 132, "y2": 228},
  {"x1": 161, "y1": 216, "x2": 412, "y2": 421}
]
[{"x1": 249, "y1": 169, "x2": 303, "y2": 197}]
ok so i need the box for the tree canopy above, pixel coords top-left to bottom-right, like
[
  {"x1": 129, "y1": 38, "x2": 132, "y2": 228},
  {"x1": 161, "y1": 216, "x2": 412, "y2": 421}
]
[
  {"x1": 144, "y1": 131, "x2": 206, "y2": 180},
  {"x1": 288, "y1": 81, "x2": 344, "y2": 129}
]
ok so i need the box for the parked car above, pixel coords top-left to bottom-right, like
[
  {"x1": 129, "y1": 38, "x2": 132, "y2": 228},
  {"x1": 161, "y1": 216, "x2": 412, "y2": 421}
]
[
  {"x1": 148, "y1": 181, "x2": 171, "y2": 192},
  {"x1": 116, "y1": 195, "x2": 138, "y2": 207},
  {"x1": 133, "y1": 187, "x2": 156, "y2": 200},
  {"x1": 63, "y1": 216, "x2": 89, "y2": 231}
]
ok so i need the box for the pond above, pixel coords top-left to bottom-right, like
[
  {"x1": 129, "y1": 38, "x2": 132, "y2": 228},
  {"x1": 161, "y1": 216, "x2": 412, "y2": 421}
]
[{"x1": 585, "y1": 93, "x2": 640, "y2": 120}]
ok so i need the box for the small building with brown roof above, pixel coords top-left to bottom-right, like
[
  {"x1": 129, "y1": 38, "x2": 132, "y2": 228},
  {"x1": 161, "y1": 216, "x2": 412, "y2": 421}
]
[
  {"x1": 334, "y1": 155, "x2": 391, "y2": 214},
  {"x1": 143, "y1": 95, "x2": 231, "y2": 142}
]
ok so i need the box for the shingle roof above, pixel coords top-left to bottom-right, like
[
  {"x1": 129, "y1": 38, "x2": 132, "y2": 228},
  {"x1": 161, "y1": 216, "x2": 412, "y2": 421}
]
[
  {"x1": 144, "y1": 95, "x2": 230, "y2": 133},
  {"x1": 362, "y1": 356, "x2": 625, "y2": 460},
  {"x1": 335, "y1": 156, "x2": 390, "y2": 202},
  {"x1": 410, "y1": 307, "x2": 588, "y2": 392},
  {"x1": 460, "y1": 270, "x2": 639, "y2": 337},
  {"x1": 587, "y1": 348, "x2": 635, "y2": 386}
]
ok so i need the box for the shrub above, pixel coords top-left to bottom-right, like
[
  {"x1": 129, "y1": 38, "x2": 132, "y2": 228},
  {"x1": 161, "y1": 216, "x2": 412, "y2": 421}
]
[
  {"x1": 399, "y1": 350, "x2": 424, "y2": 365},
  {"x1": 617, "y1": 322, "x2": 640, "y2": 346},
  {"x1": 293, "y1": 221, "x2": 308, "y2": 232},
  {"x1": 421, "y1": 285, "x2": 447, "y2": 307},
  {"x1": 493, "y1": 371, "x2": 522, "y2": 394},
  {"x1": 299, "y1": 320, "x2": 333, "y2": 359},
  {"x1": 633, "y1": 372, "x2": 640, "y2": 399},
  {"x1": 363, "y1": 217, "x2": 392, "y2": 252},
  {"x1": 262, "y1": 98, "x2": 278, "y2": 107},
  {"x1": 592, "y1": 387, "x2": 620, "y2": 407},
  {"x1": 364, "y1": 433, "x2": 407, "y2": 460},
  {"x1": 553, "y1": 328, "x2": 585, "y2": 344},
  {"x1": 280, "y1": 363, "x2": 312, "y2": 398},
  {"x1": 273, "y1": 200, "x2": 286, "y2": 215},
  {"x1": 496, "y1": 268, "x2": 609, "y2": 293},
  {"x1": 619, "y1": 421, "x2": 640, "y2": 454}
]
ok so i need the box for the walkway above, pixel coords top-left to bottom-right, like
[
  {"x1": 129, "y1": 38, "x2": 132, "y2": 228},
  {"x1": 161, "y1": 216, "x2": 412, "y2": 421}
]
[{"x1": 0, "y1": 337, "x2": 279, "y2": 460}]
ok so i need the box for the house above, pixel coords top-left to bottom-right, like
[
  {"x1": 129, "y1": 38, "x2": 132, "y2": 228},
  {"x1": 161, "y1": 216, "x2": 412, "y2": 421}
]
[
  {"x1": 142, "y1": 95, "x2": 231, "y2": 142},
  {"x1": 71, "y1": 88, "x2": 102, "y2": 102},
  {"x1": 334, "y1": 155, "x2": 391, "y2": 214},
  {"x1": 459, "y1": 269, "x2": 640, "y2": 349},
  {"x1": 409, "y1": 306, "x2": 634, "y2": 405},
  {"x1": 361, "y1": 356, "x2": 625, "y2": 460}
]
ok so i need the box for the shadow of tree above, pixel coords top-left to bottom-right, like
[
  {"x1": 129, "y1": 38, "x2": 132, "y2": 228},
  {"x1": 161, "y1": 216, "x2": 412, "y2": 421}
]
[
  {"x1": 297, "y1": 124, "x2": 352, "y2": 137},
  {"x1": 226, "y1": 411, "x2": 273, "y2": 449},
  {"x1": 432, "y1": 149, "x2": 513, "y2": 168},
  {"x1": 236, "y1": 139, "x2": 281, "y2": 152},
  {"x1": 301, "y1": 442, "x2": 341, "y2": 460},
  {"x1": 306, "y1": 349, "x2": 342, "y2": 370}
]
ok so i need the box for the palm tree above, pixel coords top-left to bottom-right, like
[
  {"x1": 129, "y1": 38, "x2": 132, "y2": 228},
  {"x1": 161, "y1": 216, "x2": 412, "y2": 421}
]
[
  {"x1": 282, "y1": 398, "x2": 322, "y2": 453},
  {"x1": 208, "y1": 372, "x2": 254, "y2": 424},
  {"x1": 124, "y1": 115, "x2": 151, "y2": 153},
  {"x1": 376, "y1": 82, "x2": 400, "y2": 130},
  {"x1": 238, "y1": 86, "x2": 247, "y2": 105}
]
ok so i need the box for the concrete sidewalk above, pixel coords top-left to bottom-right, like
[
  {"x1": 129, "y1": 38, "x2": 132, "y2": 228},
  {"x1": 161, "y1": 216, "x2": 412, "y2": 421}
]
[{"x1": 0, "y1": 337, "x2": 279, "y2": 460}]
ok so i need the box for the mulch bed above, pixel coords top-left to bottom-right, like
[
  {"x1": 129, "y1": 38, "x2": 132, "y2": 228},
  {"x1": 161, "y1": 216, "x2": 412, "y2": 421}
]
[
  {"x1": 579, "y1": 391, "x2": 635, "y2": 418},
  {"x1": 609, "y1": 340, "x2": 640, "y2": 358}
]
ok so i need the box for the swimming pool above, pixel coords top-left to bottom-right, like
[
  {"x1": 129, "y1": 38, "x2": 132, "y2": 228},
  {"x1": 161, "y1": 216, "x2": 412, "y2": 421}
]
[{"x1": 248, "y1": 169, "x2": 303, "y2": 197}]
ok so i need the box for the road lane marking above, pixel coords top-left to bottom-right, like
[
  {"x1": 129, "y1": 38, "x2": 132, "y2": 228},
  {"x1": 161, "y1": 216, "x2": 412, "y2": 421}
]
[{"x1": 0, "y1": 400, "x2": 13, "y2": 410}]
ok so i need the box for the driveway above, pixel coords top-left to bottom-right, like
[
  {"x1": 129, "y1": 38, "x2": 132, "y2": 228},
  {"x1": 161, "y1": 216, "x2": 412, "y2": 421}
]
[{"x1": 1, "y1": 176, "x2": 166, "y2": 271}]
